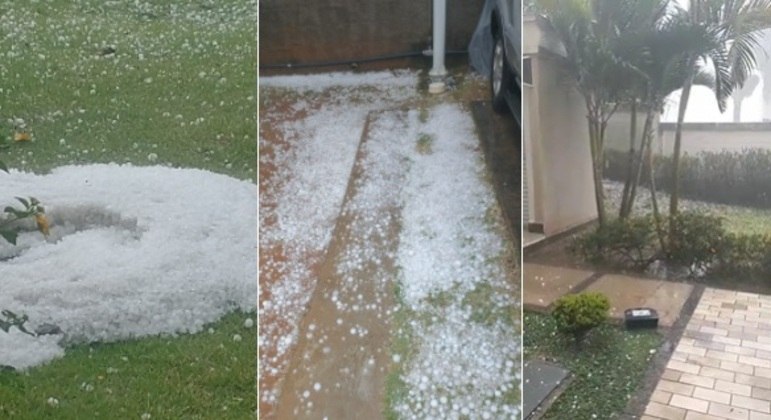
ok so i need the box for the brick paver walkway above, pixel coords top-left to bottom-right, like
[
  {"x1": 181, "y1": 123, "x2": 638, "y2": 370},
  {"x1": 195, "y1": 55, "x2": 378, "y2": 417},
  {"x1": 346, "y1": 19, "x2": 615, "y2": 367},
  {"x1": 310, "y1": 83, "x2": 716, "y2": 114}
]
[{"x1": 644, "y1": 288, "x2": 771, "y2": 420}]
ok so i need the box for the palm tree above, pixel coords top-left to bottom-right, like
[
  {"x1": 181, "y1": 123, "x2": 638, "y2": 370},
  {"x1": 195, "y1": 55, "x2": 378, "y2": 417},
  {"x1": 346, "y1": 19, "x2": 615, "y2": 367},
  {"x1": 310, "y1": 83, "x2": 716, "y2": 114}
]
[
  {"x1": 538, "y1": 0, "x2": 645, "y2": 226},
  {"x1": 615, "y1": 6, "x2": 719, "y2": 249},
  {"x1": 617, "y1": 0, "x2": 676, "y2": 219},
  {"x1": 669, "y1": 0, "x2": 771, "y2": 238},
  {"x1": 618, "y1": 3, "x2": 719, "y2": 221}
]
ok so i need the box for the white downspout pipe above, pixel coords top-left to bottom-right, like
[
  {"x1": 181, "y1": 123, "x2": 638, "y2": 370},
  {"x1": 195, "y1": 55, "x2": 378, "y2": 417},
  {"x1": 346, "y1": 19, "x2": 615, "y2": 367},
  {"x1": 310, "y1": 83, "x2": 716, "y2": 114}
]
[{"x1": 429, "y1": 0, "x2": 447, "y2": 94}]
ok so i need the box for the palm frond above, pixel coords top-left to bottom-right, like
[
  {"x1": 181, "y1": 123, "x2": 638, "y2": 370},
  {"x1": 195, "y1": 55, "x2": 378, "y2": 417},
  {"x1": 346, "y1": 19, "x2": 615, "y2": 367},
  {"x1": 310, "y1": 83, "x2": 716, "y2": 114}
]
[{"x1": 708, "y1": 44, "x2": 734, "y2": 111}]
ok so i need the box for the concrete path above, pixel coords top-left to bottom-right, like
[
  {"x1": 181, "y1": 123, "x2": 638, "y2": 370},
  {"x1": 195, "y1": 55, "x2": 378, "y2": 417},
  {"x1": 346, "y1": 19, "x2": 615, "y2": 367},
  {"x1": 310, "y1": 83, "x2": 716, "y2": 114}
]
[
  {"x1": 644, "y1": 288, "x2": 771, "y2": 420},
  {"x1": 275, "y1": 111, "x2": 407, "y2": 419},
  {"x1": 523, "y1": 263, "x2": 693, "y2": 327},
  {"x1": 585, "y1": 274, "x2": 692, "y2": 328},
  {"x1": 523, "y1": 263, "x2": 594, "y2": 311}
]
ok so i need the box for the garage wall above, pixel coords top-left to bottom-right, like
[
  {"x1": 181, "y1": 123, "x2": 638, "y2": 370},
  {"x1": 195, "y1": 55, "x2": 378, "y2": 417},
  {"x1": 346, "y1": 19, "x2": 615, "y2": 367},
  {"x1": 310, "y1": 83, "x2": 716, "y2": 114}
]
[{"x1": 259, "y1": 0, "x2": 485, "y2": 70}]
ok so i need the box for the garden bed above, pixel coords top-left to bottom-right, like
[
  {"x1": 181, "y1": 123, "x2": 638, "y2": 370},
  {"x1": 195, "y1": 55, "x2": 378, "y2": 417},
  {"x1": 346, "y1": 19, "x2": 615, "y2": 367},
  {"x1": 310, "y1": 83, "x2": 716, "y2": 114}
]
[
  {"x1": 528, "y1": 180, "x2": 771, "y2": 287},
  {"x1": 523, "y1": 312, "x2": 662, "y2": 419}
]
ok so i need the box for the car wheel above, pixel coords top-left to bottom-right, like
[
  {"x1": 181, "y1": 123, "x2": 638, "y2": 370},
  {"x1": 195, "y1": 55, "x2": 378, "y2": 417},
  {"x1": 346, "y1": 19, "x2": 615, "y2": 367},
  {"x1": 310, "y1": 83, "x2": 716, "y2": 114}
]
[{"x1": 491, "y1": 30, "x2": 512, "y2": 114}]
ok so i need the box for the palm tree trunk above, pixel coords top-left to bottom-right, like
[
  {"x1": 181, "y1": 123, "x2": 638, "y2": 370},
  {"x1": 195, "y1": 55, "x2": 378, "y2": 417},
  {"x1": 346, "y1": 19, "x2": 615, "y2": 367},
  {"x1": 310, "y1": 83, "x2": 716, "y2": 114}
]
[
  {"x1": 620, "y1": 98, "x2": 638, "y2": 219},
  {"x1": 588, "y1": 113, "x2": 607, "y2": 226},
  {"x1": 626, "y1": 107, "x2": 655, "y2": 218},
  {"x1": 648, "y1": 123, "x2": 666, "y2": 253},
  {"x1": 670, "y1": 67, "x2": 696, "y2": 240}
]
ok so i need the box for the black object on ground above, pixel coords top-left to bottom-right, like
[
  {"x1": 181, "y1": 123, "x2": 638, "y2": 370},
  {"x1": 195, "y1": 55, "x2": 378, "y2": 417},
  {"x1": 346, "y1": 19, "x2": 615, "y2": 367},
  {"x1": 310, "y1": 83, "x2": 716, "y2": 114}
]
[{"x1": 624, "y1": 307, "x2": 659, "y2": 330}]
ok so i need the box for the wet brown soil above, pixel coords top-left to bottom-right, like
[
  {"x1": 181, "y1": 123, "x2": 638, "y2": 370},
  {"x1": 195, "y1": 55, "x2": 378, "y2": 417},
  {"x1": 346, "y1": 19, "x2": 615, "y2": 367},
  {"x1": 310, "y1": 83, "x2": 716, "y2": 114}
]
[{"x1": 259, "y1": 92, "x2": 327, "y2": 418}]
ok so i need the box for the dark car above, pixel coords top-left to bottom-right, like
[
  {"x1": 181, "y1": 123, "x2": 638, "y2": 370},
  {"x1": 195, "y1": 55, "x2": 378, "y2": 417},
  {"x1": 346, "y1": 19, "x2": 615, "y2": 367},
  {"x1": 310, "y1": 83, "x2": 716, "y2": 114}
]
[{"x1": 469, "y1": 0, "x2": 522, "y2": 120}]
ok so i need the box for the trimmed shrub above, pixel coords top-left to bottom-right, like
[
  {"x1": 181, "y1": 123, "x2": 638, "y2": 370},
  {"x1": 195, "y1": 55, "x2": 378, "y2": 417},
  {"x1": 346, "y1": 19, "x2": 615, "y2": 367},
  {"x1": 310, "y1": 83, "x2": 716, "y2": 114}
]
[
  {"x1": 666, "y1": 212, "x2": 725, "y2": 275},
  {"x1": 604, "y1": 149, "x2": 771, "y2": 209},
  {"x1": 569, "y1": 216, "x2": 657, "y2": 269},
  {"x1": 712, "y1": 233, "x2": 771, "y2": 279},
  {"x1": 570, "y1": 211, "x2": 771, "y2": 280},
  {"x1": 552, "y1": 292, "x2": 610, "y2": 341}
]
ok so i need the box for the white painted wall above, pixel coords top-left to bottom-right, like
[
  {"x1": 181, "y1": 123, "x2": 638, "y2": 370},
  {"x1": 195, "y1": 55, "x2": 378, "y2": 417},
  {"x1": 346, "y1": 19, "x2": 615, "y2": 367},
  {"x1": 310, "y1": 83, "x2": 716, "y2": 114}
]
[
  {"x1": 658, "y1": 123, "x2": 771, "y2": 156},
  {"x1": 525, "y1": 21, "x2": 597, "y2": 236}
]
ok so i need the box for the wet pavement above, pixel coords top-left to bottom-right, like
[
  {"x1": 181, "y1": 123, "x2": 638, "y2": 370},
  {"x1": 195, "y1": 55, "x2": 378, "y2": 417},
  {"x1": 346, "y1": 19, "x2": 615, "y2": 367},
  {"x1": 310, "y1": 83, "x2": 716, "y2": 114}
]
[
  {"x1": 260, "y1": 73, "x2": 521, "y2": 419},
  {"x1": 523, "y1": 263, "x2": 594, "y2": 311},
  {"x1": 585, "y1": 274, "x2": 693, "y2": 328},
  {"x1": 275, "y1": 112, "x2": 405, "y2": 419},
  {"x1": 643, "y1": 288, "x2": 771, "y2": 419},
  {"x1": 523, "y1": 263, "x2": 695, "y2": 328},
  {"x1": 258, "y1": 77, "x2": 418, "y2": 418}
]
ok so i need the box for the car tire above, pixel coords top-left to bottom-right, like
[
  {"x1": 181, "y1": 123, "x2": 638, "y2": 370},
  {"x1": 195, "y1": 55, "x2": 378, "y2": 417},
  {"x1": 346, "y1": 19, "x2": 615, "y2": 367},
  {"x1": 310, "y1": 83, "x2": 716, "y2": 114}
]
[{"x1": 491, "y1": 28, "x2": 512, "y2": 114}]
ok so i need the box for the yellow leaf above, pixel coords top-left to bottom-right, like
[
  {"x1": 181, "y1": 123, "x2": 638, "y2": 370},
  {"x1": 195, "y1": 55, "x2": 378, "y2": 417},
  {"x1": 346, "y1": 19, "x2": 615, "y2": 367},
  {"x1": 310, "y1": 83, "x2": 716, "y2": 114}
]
[
  {"x1": 14, "y1": 131, "x2": 31, "y2": 142},
  {"x1": 35, "y1": 213, "x2": 50, "y2": 237}
]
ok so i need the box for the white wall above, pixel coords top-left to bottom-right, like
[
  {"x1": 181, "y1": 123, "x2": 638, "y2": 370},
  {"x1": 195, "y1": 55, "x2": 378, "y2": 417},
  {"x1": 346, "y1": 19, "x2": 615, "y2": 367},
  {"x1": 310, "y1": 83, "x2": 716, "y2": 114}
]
[
  {"x1": 658, "y1": 123, "x2": 771, "y2": 156},
  {"x1": 604, "y1": 108, "x2": 661, "y2": 154},
  {"x1": 527, "y1": 47, "x2": 597, "y2": 236}
]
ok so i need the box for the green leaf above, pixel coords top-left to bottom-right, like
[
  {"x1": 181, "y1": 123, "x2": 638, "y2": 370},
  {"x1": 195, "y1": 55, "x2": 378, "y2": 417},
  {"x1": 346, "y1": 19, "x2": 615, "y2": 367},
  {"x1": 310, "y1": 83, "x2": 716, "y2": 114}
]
[
  {"x1": 3, "y1": 207, "x2": 25, "y2": 218},
  {"x1": 14, "y1": 197, "x2": 28, "y2": 208},
  {"x1": 0, "y1": 229, "x2": 18, "y2": 245}
]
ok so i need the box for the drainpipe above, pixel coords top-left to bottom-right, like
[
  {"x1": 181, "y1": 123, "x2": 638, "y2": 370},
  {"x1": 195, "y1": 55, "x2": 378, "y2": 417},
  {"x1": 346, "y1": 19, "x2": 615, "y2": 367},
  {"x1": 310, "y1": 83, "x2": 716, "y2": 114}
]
[{"x1": 429, "y1": 0, "x2": 447, "y2": 94}]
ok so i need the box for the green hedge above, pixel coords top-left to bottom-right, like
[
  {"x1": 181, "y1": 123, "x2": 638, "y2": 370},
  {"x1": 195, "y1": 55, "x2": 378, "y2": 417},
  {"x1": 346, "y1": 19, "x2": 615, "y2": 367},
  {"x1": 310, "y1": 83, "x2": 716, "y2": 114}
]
[
  {"x1": 604, "y1": 149, "x2": 771, "y2": 208},
  {"x1": 571, "y1": 211, "x2": 771, "y2": 280}
]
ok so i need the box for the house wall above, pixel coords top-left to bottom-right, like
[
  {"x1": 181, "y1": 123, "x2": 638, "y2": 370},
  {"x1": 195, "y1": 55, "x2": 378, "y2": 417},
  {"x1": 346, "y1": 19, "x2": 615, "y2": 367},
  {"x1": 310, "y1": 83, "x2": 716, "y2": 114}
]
[
  {"x1": 658, "y1": 122, "x2": 771, "y2": 155},
  {"x1": 527, "y1": 48, "x2": 597, "y2": 236},
  {"x1": 259, "y1": 0, "x2": 485, "y2": 71}
]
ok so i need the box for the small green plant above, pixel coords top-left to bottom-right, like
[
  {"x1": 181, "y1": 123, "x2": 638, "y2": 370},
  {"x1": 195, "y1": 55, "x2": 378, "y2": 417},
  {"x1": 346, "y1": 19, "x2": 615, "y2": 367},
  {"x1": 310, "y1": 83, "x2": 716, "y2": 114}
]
[
  {"x1": 552, "y1": 292, "x2": 610, "y2": 342},
  {"x1": 1, "y1": 147, "x2": 48, "y2": 337},
  {"x1": 0, "y1": 310, "x2": 35, "y2": 336},
  {"x1": 0, "y1": 196, "x2": 49, "y2": 245},
  {"x1": 1, "y1": 142, "x2": 49, "y2": 244}
]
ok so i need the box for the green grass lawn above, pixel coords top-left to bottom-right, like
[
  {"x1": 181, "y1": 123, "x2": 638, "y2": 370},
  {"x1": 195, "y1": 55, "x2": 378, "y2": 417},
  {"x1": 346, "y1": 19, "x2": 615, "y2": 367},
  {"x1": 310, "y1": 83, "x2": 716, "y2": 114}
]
[
  {"x1": 0, "y1": 0, "x2": 256, "y2": 181},
  {"x1": 702, "y1": 203, "x2": 771, "y2": 236},
  {"x1": 524, "y1": 312, "x2": 662, "y2": 419},
  {"x1": 604, "y1": 181, "x2": 771, "y2": 236},
  {"x1": 0, "y1": 1, "x2": 256, "y2": 417},
  {"x1": 0, "y1": 311, "x2": 256, "y2": 419}
]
